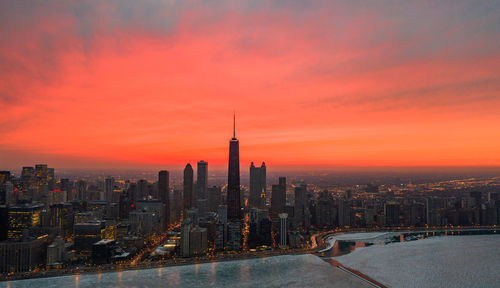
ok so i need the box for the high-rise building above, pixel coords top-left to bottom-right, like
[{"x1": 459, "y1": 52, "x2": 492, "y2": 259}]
[
  {"x1": 227, "y1": 114, "x2": 241, "y2": 220},
  {"x1": 0, "y1": 172, "x2": 10, "y2": 205},
  {"x1": 180, "y1": 218, "x2": 192, "y2": 257},
  {"x1": 227, "y1": 221, "x2": 241, "y2": 251},
  {"x1": 137, "y1": 179, "x2": 149, "y2": 201},
  {"x1": 294, "y1": 183, "x2": 307, "y2": 229},
  {"x1": 271, "y1": 177, "x2": 286, "y2": 219},
  {"x1": 249, "y1": 162, "x2": 267, "y2": 209},
  {"x1": 172, "y1": 189, "x2": 183, "y2": 224},
  {"x1": 196, "y1": 161, "x2": 208, "y2": 200},
  {"x1": 7, "y1": 204, "x2": 43, "y2": 240},
  {"x1": 196, "y1": 161, "x2": 208, "y2": 216},
  {"x1": 385, "y1": 202, "x2": 400, "y2": 227},
  {"x1": 279, "y1": 213, "x2": 288, "y2": 248},
  {"x1": 76, "y1": 180, "x2": 87, "y2": 201},
  {"x1": 158, "y1": 170, "x2": 170, "y2": 227},
  {"x1": 208, "y1": 186, "x2": 222, "y2": 212},
  {"x1": 21, "y1": 167, "x2": 35, "y2": 197},
  {"x1": 60, "y1": 178, "x2": 72, "y2": 201},
  {"x1": 34, "y1": 164, "x2": 49, "y2": 202},
  {"x1": 104, "y1": 177, "x2": 115, "y2": 203},
  {"x1": 183, "y1": 164, "x2": 194, "y2": 215}
]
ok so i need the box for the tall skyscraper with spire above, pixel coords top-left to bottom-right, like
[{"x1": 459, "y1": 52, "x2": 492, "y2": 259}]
[{"x1": 227, "y1": 113, "x2": 241, "y2": 220}]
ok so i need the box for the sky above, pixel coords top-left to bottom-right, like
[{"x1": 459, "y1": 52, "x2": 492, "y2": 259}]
[{"x1": 1, "y1": 0, "x2": 500, "y2": 170}]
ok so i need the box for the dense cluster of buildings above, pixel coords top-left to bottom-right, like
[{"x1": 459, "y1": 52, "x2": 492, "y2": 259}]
[{"x1": 1, "y1": 118, "x2": 499, "y2": 276}]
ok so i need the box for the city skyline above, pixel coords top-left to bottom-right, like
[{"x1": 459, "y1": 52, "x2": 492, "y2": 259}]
[{"x1": 1, "y1": 1, "x2": 500, "y2": 169}]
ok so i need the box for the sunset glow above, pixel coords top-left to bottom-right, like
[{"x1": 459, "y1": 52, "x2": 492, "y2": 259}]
[{"x1": 1, "y1": 1, "x2": 499, "y2": 168}]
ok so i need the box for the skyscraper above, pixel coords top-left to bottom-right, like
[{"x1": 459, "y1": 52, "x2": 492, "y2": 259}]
[
  {"x1": 196, "y1": 161, "x2": 208, "y2": 215},
  {"x1": 104, "y1": 177, "x2": 115, "y2": 203},
  {"x1": 294, "y1": 183, "x2": 306, "y2": 229},
  {"x1": 196, "y1": 161, "x2": 208, "y2": 200},
  {"x1": 183, "y1": 164, "x2": 194, "y2": 215},
  {"x1": 158, "y1": 170, "x2": 170, "y2": 227},
  {"x1": 271, "y1": 177, "x2": 286, "y2": 220},
  {"x1": 249, "y1": 162, "x2": 267, "y2": 209},
  {"x1": 227, "y1": 114, "x2": 241, "y2": 221}
]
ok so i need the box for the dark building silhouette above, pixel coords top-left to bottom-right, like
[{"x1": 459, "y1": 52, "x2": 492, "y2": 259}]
[
  {"x1": 271, "y1": 177, "x2": 286, "y2": 220},
  {"x1": 196, "y1": 161, "x2": 208, "y2": 215},
  {"x1": 208, "y1": 186, "x2": 222, "y2": 212},
  {"x1": 158, "y1": 170, "x2": 170, "y2": 227},
  {"x1": 294, "y1": 183, "x2": 307, "y2": 228},
  {"x1": 249, "y1": 162, "x2": 266, "y2": 209},
  {"x1": 183, "y1": 164, "x2": 194, "y2": 215},
  {"x1": 227, "y1": 114, "x2": 241, "y2": 221}
]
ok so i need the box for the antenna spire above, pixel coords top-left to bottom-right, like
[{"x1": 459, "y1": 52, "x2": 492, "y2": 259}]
[{"x1": 233, "y1": 111, "x2": 236, "y2": 138}]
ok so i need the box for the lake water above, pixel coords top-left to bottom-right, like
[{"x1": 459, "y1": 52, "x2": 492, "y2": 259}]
[
  {"x1": 3, "y1": 233, "x2": 499, "y2": 288},
  {"x1": 1, "y1": 254, "x2": 370, "y2": 288},
  {"x1": 334, "y1": 234, "x2": 500, "y2": 288}
]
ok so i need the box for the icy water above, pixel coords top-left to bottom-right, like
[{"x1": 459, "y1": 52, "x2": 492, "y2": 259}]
[
  {"x1": 3, "y1": 234, "x2": 499, "y2": 288},
  {"x1": 334, "y1": 234, "x2": 500, "y2": 288},
  {"x1": 1, "y1": 254, "x2": 370, "y2": 288}
]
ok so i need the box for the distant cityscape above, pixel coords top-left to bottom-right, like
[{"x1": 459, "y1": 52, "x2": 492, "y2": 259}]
[{"x1": 1, "y1": 117, "x2": 499, "y2": 280}]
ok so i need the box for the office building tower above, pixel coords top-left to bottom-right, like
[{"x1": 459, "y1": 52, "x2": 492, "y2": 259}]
[
  {"x1": 338, "y1": 198, "x2": 351, "y2": 227},
  {"x1": 208, "y1": 186, "x2": 222, "y2": 212},
  {"x1": 47, "y1": 168, "x2": 55, "y2": 190},
  {"x1": 172, "y1": 189, "x2": 183, "y2": 224},
  {"x1": 137, "y1": 179, "x2": 149, "y2": 201},
  {"x1": 196, "y1": 161, "x2": 208, "y2": 200},
  {"x1": 158, "y1": 170, "x2": 170, "y2": 227},
  {"x1": 7, "y1": 204, "x2": 43, "y2": 240},
  {"x1": 0, "y1": 236, "x2": 49, "y2": 273},
  {"x1": 183, "y1": 164, "x2": 194, "y2": 214},
  {"x1": 217, "y1": 205, "x2": 228, "y2": 224},
  {"x1": 279, "y1": 213, "x2": 288, "y2": 248},
  {"x1": 271, "y1": 177, "x2": 286, "y2": 219},
  {"x1": 60, "y1": 178, "x2": 72, "y2": 201},
  {"x1": 189, "y1": 226, "x2": 208, "y2": 256},
  {"x1": 0, "y1": 171, "x2": 10, "y2": 184},
  {"x1": 260, "y1": 162, "x2": 266, "y2": 203},
  {"x1": 249, "y1": 162, "x2": 267, "y2": 209},
  {"x1": 46, "y1": 236, "x2": 66, "y2": 267},
  {"x1": 74, "y1": 221, "x2": 105, "y2": 255},
  {"x1": 385, "y1": 201, "x2": 400, "y2": 227},
  {"x1": 227, "y1": 114, "x2": 241, "y2": 220},
  {"x1": 0, "y1": 172, "x2": 10, "y2": 204},
  {"x1": 21, "y1": 167, "x2": 35, "y2": 196},
  {"x1": 76, "y1": 180, "x2": 87, "y2": 201},
  {"x1": 215, "y1": 222, "x2": 226, "y2": 251},
  {"x1": 104, "y1": 177, "x2": 115, "y2": 203},
  {"x1": 294, "y1": 183, "x2": 306, "y2": 228},
  {"x1": 227, "y1": 221, "x2": 241, "y2": 251},
  {"x1": 180, "y1": 218, "x2": 192, "y2": 257},
  {"x1": 49, "y1": 203, "x2": 74, "y2": 235}
]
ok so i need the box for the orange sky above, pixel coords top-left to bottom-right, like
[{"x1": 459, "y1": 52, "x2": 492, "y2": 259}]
[{"x1": 1, "y1": 1, "x2": 500, "y2": 169}]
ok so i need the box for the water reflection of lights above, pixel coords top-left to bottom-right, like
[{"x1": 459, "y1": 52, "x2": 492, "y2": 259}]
[
  {"x1": 75, "y1": 275, "x2": 79, "y2": 288},
  {"x1": 210, "y1": 262, "x2": 217, "y2": 282},
  {"x1": 169, "y1": 270, "x2": 181, "y2": 286},
  {"x1": 239, "y1": 260, "x2": 250, "y2": 283}
]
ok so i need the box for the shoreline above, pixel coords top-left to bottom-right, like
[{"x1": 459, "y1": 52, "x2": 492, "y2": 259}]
[
  {"x1": 314, "y1": 226, "x2": 499, "y2": 288},
  {"x1": 3, "y1": 226, "x2": 497, "y2": 284},
  {"x1": 1, "y1": 249, "x2": 313, "y2": 283}
]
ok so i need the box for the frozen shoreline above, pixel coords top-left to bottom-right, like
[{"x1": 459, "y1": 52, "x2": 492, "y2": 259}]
[
  {"x1": 333, "y1": 234, "x2": 500, "y2": 288},
  {"x1": 318, "y1": 232, "x2": 392, "y2": 253}
]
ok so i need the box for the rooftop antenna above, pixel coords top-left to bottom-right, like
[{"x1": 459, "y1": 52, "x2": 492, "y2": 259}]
[{"x1": 233, "y1": 110, "x2": 236, "y2": 138}]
